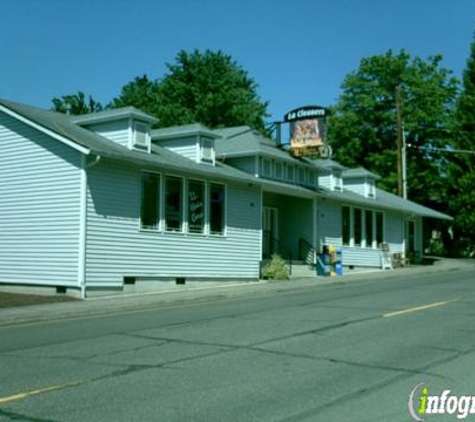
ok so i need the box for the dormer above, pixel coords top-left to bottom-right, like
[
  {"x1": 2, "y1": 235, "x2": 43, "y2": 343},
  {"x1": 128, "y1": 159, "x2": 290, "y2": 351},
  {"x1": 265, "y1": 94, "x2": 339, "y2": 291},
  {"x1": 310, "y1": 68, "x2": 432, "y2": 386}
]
[
  {"x1": 151, "y1": 124, "x2": 220, "y2": 165},
  {"x1": 313, "y1": 159, "x2": 346, "y2": 191},
  {"x1": 342, "y1": 168, "x2": 381, "y2": 198},
  {"x1": 72, "y1": 107, "x2": 157, "y2": 153}
]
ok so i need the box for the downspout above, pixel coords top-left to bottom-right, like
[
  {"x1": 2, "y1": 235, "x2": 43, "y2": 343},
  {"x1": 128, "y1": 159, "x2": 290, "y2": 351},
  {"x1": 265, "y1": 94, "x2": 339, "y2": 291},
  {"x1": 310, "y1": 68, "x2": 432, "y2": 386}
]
[
  {"x1": 312, "y1": 197, "x2": 317, "y2": 265},
  {"x1": 78, "y1": 154, "x2": 101, "y2": 299}
]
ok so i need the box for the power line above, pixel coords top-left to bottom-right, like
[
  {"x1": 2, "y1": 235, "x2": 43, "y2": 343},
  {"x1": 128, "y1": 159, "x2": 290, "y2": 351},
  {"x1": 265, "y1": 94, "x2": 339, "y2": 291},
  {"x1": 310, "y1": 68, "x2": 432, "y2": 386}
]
[{"x1": 407, "y1": 144, "x2": 475, "y2": 155}]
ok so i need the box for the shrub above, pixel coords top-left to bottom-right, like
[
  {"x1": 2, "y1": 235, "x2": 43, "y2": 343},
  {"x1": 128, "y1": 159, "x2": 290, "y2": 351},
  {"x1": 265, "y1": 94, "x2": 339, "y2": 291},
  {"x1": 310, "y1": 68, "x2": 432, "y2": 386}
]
[{"x1": 261, "y1": 254, "x2": 290, "y2": 280}]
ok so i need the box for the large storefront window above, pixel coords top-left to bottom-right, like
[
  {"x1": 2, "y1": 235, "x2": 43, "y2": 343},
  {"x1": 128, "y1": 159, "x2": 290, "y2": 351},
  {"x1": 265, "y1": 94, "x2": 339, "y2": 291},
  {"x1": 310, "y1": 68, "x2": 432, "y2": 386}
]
[
  {"x1": 376, "y1": 211, "x2": 384, "y2": 246},
  {"x1": 353, "y1": 208, "x2": 362, "y2": 246},
  {"x1": 188, "y1": 180, "x2": 205, "y2": 234},
  {"x1": 342, "y1": 206, "x2": 383, "y2": 248},
  {"x1": 165, "y1": 176, "x2": 183, "y2": 231},
  {"x1": 210, "y1": 183, "x2": 225, "y2": 235},
  {"x1": 342, "y1": 206, "x2": 350, "y2": 246},
  {"x1": 365, "y1": 210, "x2": 373, "y2": 248},
  {"x1": 140, "y1": 172, "x2": 160, "y2": 230}
]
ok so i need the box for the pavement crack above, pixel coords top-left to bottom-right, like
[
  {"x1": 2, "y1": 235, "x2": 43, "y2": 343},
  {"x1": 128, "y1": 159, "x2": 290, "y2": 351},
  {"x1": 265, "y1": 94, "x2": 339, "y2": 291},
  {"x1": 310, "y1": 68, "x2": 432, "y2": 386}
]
[{"x1": 0, "y1": 409, "x2": 59, "y2": 422}]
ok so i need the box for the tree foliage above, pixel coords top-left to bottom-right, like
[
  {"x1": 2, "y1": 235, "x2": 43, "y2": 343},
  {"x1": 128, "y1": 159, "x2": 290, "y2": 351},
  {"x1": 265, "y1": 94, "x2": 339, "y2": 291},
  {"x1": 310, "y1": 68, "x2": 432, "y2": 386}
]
[
  {"x1": 447, "y1": 34, "x2": 475, "y2": 255},
  {"x1": 327, "y1": 50, "x2": 458, "y2": 209},
  {"x1": 110, "y1": 50, "x2": 269, "y2": 131},
  {"x1": 52, "y1": 91, "x2": 103, "y2": 115}
]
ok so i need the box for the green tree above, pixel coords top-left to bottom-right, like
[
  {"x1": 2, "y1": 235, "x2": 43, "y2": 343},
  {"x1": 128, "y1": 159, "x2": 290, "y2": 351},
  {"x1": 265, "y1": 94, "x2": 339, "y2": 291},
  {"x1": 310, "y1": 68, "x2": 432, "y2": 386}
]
[
  {"x1": 447, "y1": 34, "x2": 475, "y2": 256},
  {"x1": 52, "y1": 91, "x2": 103, "y2": 115},
  {"x1": 328, "y1": 50, "x2": 458, "y2": 209},
  {"x1": 110, "y1": 49, "x2": 269, "y2": 131},
  {"x1": 109, "y1": 75, "x2": 161, "y2": 118}
]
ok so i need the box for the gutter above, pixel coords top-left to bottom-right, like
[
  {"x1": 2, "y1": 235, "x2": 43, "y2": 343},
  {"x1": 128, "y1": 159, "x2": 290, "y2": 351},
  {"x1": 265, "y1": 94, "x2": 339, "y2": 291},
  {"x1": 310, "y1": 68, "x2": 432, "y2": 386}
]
[{"x1": 78, "y1": 154, "x2": 101, "y2": 299}]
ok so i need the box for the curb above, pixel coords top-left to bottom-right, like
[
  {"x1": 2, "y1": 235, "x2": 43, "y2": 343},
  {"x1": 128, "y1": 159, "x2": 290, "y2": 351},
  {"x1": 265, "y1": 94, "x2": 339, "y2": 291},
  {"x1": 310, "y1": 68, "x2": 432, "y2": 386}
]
[{"x1": 0, "y1": 261, "x2": 473, "y2": 328}]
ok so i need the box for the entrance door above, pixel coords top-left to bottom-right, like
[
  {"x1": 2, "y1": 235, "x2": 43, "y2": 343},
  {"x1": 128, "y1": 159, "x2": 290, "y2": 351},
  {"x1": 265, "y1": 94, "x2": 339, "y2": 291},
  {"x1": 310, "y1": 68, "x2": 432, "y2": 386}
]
[
  {"x1": 262, "y1": 207, "x2": 279, "y2": 259},
  {"x1": 406, "y1": 220, "x2": 416, "y2": 254}
]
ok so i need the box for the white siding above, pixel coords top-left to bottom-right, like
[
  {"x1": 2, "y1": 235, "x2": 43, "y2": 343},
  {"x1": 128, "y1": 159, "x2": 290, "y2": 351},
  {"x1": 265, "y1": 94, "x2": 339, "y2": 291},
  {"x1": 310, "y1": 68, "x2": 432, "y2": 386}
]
[
  {"x1": 85, "y1": 119, "x2": 130, "y2": 147},
  {"x1": 343, "y1": 177, "x2": 366, "y2": 196},
  {"x1": 318, "y1": 171, "x2": 332, "y2": 190},
  {"x1": 157, "y1": 136, "x2": 198, "y2": 161},
  {"x1": 0, "y1": 112, "x2": 81, "y2": 286},
  {"x1": 342, "y1": 246, "x2": 382, "y2": 267},
  {"x1": 85, "y1": 160, "x2": 261, "y2": 286}
]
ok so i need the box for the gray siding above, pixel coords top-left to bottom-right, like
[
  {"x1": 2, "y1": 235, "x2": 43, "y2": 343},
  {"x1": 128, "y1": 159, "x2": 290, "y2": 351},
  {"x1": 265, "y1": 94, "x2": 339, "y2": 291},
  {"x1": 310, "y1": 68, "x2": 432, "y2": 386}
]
[
  {"x1": 227, "y1": 157, "x2": 256, "y2": 176},
  {"x1": 386, "y1": 211, "x2": 404, "y2": 253},
  {"x1": 157, "y1": 136, "x2": 198, "y2": 161},
  {"x1": 318, "y1": 201, "x2": 342, "y2": 247},
  {"x1": 85, "y1": 160, "x2": 261, "y2": 286},
  {"x1": 317, "y1": 201, "x2": 405, "y2": 267},
  {"x1": 263, "y1": 193, "x2": 313, "y2": 258},
  {"x1": 0, "y1": 112, "x2": 81, "y2": 286},
  {"x1": 85, "y1": 119, "x2": 130, "y2": 148}
]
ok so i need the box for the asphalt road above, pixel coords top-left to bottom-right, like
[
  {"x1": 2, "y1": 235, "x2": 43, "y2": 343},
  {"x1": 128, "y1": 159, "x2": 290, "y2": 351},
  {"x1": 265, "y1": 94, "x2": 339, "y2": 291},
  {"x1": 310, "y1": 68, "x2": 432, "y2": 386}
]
[{"x1": 1, "y1": 267, "x2": 475, "y2": 421}]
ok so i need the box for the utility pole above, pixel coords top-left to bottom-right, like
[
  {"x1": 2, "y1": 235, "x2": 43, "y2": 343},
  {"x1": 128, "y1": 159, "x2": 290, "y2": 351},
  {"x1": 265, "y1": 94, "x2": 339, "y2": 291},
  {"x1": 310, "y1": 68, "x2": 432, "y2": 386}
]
[{"x1": 395, "y1": 85, "x2": 404, "y2": 197}]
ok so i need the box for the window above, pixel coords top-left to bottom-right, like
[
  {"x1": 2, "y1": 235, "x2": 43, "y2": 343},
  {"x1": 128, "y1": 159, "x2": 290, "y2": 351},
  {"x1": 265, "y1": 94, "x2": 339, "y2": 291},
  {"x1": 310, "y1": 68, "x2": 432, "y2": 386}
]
[
  {"x1": 298, "y1": 167, "x2": 305, "y2": 184},
  {"x1": 342, "y1": 206, "x2": 350, "y2": 246},
  {"x1": 140, "y1": 172, "x2": 160, "y2": 230},
  {"x1": 210, "y1": 183, "x2": 225, "y2": 235},
  {"x1": 308, "y1": 170, "x2": 316, "y2": 186},
  {"x1": 368, "y1": 181, "x2": 376, "y2": 198},
  {"x1": 287, "y1": 165, "x2": 295, "y2": 182},
  {"x1": 262, "y1": 158, "x2": 272, "y2": 177},
  {"x1": 165, "y1": 176, "x2": 183, "y2": 231},
  {"x1": 200, "y1": 138, "x2": 214, "y2": 163},
  {"x1": 333, "y1": 171, "x2": 342, "y2": 191},
  {"x1": 275, "y1": 162, "x2": 283, "y2": 179},
  {"x1": 353, "y1": 208, "x2": 362, "y2": 246},
  {"x1": 187, "y1": 180, "x2": 205, "y2": 233},
  {"x1": 365, "y1": 210, "x2": 373, "y2": 248},
  {"x1": 134, "y1": 122, "x2": 149, "y2": 149},
  {"x1": 376, "y1": 211, "x2": 384, "y2": 246}
]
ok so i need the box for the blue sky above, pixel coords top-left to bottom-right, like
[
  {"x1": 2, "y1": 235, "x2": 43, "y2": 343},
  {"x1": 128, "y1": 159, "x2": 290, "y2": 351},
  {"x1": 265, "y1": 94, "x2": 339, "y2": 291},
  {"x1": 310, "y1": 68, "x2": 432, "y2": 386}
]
[{"x1": 1, "y1": 0, "x2": 474, "y2": 122}]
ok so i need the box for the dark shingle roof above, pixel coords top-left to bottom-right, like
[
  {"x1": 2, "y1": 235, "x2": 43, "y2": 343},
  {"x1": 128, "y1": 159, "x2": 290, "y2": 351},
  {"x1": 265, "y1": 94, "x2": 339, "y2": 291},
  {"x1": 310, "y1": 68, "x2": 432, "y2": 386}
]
[{"x1": 0, "y1": 98, "x2": 452, "y2": 220}]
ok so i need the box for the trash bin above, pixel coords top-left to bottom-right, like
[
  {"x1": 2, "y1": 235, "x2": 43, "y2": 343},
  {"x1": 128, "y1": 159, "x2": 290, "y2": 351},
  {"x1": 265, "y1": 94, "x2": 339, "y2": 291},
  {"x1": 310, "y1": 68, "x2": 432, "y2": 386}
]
[
  {"x1": 316, "y1": 252, "x2": 331, "y2": 276},
  {"x1": 335, "y1": 247, "x2": 343, "y2": 276}
]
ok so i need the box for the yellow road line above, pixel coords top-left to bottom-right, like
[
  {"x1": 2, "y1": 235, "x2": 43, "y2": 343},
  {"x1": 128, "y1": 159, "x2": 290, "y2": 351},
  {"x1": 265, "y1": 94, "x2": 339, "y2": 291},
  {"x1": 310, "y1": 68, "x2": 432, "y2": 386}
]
[
  {"x1": 383, "y1": 300, "x2": 456, "y2": 318},
  {"x1": 0, "y1": 380, "x2": 82, "y2": 404}
]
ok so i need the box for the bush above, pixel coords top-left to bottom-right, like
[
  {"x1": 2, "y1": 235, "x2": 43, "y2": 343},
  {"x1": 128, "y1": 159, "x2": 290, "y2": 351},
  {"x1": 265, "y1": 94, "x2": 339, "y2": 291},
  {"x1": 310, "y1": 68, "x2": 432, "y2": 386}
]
[{"x1": 261, "y1": 254, "x2": 290, "y2": 280}]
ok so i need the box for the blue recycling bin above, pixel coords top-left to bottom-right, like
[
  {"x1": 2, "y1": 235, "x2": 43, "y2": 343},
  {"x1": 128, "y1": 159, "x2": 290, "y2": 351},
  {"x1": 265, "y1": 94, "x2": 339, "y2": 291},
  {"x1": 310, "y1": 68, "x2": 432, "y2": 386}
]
[{"x1": 335, "y1": 247, "x2": 343, "y2": 275}]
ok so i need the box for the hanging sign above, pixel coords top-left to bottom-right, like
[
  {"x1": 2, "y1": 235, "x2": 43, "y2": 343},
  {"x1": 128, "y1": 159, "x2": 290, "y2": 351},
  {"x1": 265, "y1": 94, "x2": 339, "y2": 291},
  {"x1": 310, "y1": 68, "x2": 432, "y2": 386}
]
[{"x1": 284, "y1": 106, "x2": 331, "y2": 158}]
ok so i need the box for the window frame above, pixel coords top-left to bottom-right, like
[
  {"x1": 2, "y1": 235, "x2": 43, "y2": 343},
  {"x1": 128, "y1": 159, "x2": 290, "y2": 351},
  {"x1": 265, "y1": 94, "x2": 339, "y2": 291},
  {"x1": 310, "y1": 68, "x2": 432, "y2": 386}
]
[
  {"x1": 133, "y1": 121, "x2": 150, "y2": 151},
  {"x1": 139, "y1": 170, "x2": 161, "y2": 231},
  {"x1": 186, "y1": 178, "x2": 207, "y2": 234},
  {"x1": 199, "y1": 137, "x2": 215, "y2": 164},
  {"x1": 209, "y1": 182, "x2": 227, "y2": 236},
  {"x1": 164, "y1": 175, "x2": 185, "y2": 233}
]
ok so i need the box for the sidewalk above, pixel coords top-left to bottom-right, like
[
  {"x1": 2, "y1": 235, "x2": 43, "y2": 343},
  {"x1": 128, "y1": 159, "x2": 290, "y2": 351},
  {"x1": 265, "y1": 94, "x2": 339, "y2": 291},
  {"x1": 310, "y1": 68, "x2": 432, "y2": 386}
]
[{"x1": 0, "y1": 258, "x2": 473, "y2": 328}]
